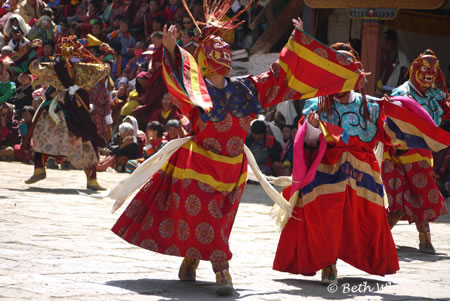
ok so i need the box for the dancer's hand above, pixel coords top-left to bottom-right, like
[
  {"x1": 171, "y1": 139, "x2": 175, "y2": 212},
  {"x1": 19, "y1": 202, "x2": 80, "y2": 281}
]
[
  {"x1": 307, "y1": 110, "x2": 319, "y2": 128},
  {"x1": 163, "y1": 24, "x2": 178, "y2": 55},
  {"x1": 292, "y1": 17, "x2": 304, "y2": 31}
]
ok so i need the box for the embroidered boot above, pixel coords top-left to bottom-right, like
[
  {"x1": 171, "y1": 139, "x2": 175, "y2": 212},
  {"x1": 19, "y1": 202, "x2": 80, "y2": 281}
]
[
  {"x1": 321, "y1": 264, "x2": 338, "y2": 284},
  {"x1": 25, "y1": 153, "x2": 48, "y2": 184},
  {"x1": 85, "y1": 167, "x2": 106, "y2": 190},
  {"x1": 212, "y1": 260, "x2": 234, "y2": 296},
  {"x1": 215, "y1": 270, "x2": 234, "y2": 296},
  {"x1": 178, "y1": 258, "x2": 200, "y2": 282},
  {"x1": 25, "y1": 168, "x2": 46, "y2": 184},
  {"x1": 417, "y1": 222, "x2": 435, "y2": 254}
]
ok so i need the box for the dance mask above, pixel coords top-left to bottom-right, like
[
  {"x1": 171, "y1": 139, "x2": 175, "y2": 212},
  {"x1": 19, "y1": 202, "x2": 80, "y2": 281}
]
[
  {"x1": 409, "y1": 50, "x2": 441, "y2": 92},
  {"x1": 197, "y1": 35, "x2": 232, "y2": 77}
]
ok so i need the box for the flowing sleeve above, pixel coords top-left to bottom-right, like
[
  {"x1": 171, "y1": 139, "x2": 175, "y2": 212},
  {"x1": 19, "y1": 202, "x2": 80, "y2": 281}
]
[
  {"x1": 161, "y1": 46, "x2": 213, "y2": 116},
  {"x1": 381, "y1": 98, "x2": 450, "y2": 152},
  {"x1": 29, "y1": 59, "x2": 65, "y2": 90},
  {"x1": 250, "y1": 29, "x2": 365, "y2": 108}
]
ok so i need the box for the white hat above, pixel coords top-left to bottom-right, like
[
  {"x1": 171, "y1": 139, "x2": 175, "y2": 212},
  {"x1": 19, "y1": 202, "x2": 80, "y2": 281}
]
[
  {"x1": 117, "y1": 77, "x2": 128, "y2": 86},
  {"x1": 143, "y1": 44, "x2": 155, "y2": 55}
]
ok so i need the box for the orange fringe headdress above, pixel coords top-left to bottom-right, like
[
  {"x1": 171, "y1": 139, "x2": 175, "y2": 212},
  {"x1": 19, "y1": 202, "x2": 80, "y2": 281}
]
[
  {"x1": 182, "y1": 0, "x2": 253, "y2": 47},
  {"x1": 54, "y1": 35, "x2": 104, "y2": 78},
  {"x1": 181, "y1": 0, "x2": 253, "y2": 76},
  {"x1": 318, "y1": 42, "x2": 371, "y2": 122}
]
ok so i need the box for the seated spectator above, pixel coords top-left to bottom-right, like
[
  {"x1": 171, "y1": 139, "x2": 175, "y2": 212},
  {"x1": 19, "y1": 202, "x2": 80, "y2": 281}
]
[
  {"x1": 76, "y1": 0, "x2": 101, "y2": 36},
  {"x1": 120, "y1": 72, "x2": 149, "y2": 118},
  {"x1": 1, "y1": 45, "x2": 14, "y2": 57},
  {"x1": 108, "y1": 17, "x2": 135, "y2": 66},
  {"x1": 273, "y1": 124, "x2": 294, "y2": 176},
  {"x1": 102, "y1": 0, "x2": 120, "y2": 28},
  {"x1": 122, "y1": 41, "x2": 146, "y2": 80},
  {"x1": 3, "y1": 14, "x2": 30, "y2": 39},
  {"x1": 8, "y1": 25, "x2": 30, "y2": 51},
  {"x1": 17, "y1": 105, "x2": 34, "y2": 137},
  {"x1": 182, "y1": 15, "x2": 194, "y2": 31},
  {"x1": 66, "y1": 0, "x2": 87, "y2": 24},
  {"x1": 27, "y1": 15, "x2": 54, "y2": 42},
  {"x1": 10, "y1": 73, "x2": 34, "y2": 119},
  {"x1": 147, "y1": 14, "x2": 165, "y2": 43},
  {"x1": 124, "y1": 120, "x2": 167, "y2": 173},
  {"x1": 47, "y1": 0, "x2": 65, "y2": 21},
  {"x1": 0, "y1": 0, "x2": 20, "y2": 27},
  {"x1": 181, "y1": 28, "x2": 197, "y2": 55},
  {"x1": 149, "y1": 31, "x2": 163, "y2": 72},
  {"x1": 150, "y1": 92, "x2": 184, "y2": 126},
  {"x1": 90, "y1": 19, "x2": 107, "y2": 42},
  {"x1": 245, "y1": 119, "x2": 282, "y2": 176},
  {"x1": 144, "y1": 0, "x2": 166, "y2": 42},
  {"x1": 13, "y1": 105, "x2": 34, "y2": 163},
  {"x1": 98, "y1": 122, "x2": 139, "y2": 172},
  {"x1": 164, "y1": 118, "x2": 183, "y2": 141},
  {"x1": 164, "y1": 0, "x2": 181, "y2": 21},
  {"x1": 110, "y1": 77, "x2": 129, "y2": 127},
  {"x1": 143, "y1": 120, "x2": 166, "y2": 158},
  {"x1": 0, "y1": 102, "x2": 19, "y2": 161},
  {"x1": 108, "y1": 19, "x2": 135, "y2": 80},
  {"x1": 19, "y1": 0, "x2": 48, "y2": 25},
  {"x1": 130, "y1": 0, "x2": 149, "y2": 39},
  {"x1": 116, "y1": 0, "x2": 136, "y2": 22},
  {"x1": 0, "y1": 69, "x2": 16, "y2": 105},
  {"x1": 123, "y1": 115, "x2": 146, "y2": 158},
  {"x1": 39, "y1": 41, "x2": 55, "y2": 62},
  {"x1": 130, "y1": 46, "x2": 168, "y2": 128}
]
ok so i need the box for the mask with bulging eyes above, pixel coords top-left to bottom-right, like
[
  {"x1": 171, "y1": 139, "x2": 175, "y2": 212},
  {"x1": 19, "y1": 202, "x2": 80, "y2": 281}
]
[
  {"x1": 410, "y1": 54, "x2": 440, "y2": 91},
  {"x1": 196, "y1": 35, "x2": 232, "y2": 77}
]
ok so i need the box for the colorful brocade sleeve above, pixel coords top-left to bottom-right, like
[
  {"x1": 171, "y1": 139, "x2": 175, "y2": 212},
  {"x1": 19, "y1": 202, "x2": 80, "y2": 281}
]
[
  {"x1": 162, "y1": 46, "x2": 213, "y2": 116},
  {"x1": 250, "y1": 29, "x2": 365, "y2": 108}
]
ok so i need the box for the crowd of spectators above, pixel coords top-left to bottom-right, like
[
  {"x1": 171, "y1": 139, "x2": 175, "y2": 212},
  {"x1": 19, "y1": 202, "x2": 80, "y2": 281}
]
[{"x1": 0, "y1": 0, "x2": 299, "y2": 177}]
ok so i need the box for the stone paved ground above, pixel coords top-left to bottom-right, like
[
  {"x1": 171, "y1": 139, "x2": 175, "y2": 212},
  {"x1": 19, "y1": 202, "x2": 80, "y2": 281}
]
[{"x1": 1, "y1": 161, "x2": 449, "y2": 301}]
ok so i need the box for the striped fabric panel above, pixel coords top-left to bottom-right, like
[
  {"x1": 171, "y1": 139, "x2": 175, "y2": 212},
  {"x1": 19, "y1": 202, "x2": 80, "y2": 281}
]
[
  {"x1": 302, "y1": 160, "x2": 384, "y2": 197},
  {"x1": 301, "y1": 180, "x2": 385, "y2": 208},
  {"x1": 166, "y1": 140, "x2": 247, "y2": 192},
  {"x1": 383, "y1": 101, "x2": 450, "y2": 152},
  {"x1": 278, "y1": 30, "x2": 363, "y2": 99}
]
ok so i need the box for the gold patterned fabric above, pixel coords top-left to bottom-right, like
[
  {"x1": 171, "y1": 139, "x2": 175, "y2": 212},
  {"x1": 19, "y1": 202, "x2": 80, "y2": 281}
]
[{"x1": 31, "y1": 111, "x2": 98, "y2": 169}]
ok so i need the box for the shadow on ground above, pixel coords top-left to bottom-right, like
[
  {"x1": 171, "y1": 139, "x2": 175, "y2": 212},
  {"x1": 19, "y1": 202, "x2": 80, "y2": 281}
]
[
  {"x1": 396, "y1": 245, "x2": 450, "y2": 262},
  {"x1": 274, "y1": 277, "x2": 446, "y2": 300},
  {"x1": 106, "y1": 278, "x2": 244, "y2": 300},
  {"x1": 4, "y1": 187, "x2": 102, "y2": 196}
]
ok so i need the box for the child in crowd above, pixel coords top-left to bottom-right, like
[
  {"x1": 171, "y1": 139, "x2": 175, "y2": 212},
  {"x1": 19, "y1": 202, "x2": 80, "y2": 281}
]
[
  {"x1": 163, "y1": 118, "x2": 182, "y2": 141},
  {"x1": 143, "y1": 120, "x2": 166, "y2": 159},
  {"x1": 11, "y1": 73, "x2": 34, "y2": 120}
]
